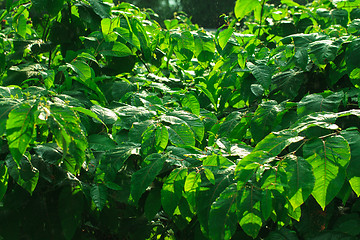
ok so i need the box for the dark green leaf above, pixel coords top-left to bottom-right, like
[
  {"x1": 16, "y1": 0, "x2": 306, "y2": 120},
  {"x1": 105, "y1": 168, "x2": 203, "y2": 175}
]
[
  {"x1": 90, "y1": 183, "x2": 107, "y2": 210},
  {"x1": 145, "y1": 188, "x2": 162, "y2": 220},
  {"x1": 271, "y1": 70, "x2": 305, "y2": 99},
  {"x1": 90, "y1": 104, "x2": 118, "y2": 125},
  {"x1": 59, "y1": 187, "x2": 84, "y2": 240},
  {"x1": 247, "y1": 62, "x2": 273, "y2": 90},
  {"x1": 250, "y1": 100, "x2": 285, "y2": 143},
  {"x1": 87, "y1": 0, "x2": 110, "y2": 19},
  {"x1": 209, "y1": 184, "x2": 238, "y2": 240},
  {"x1": 168, "y1": 124, "x2": 195, "y2": 147},
  {"x1": 131, "y1": 153, "x2": 167, "y2": 204},
  {"x1": 6, "y1": 154, "x2": 39, "y2": 195},
  {"x1": 309, "y1": 40, "x2": 340, "y2": 65},
  {"x1": 297, "y1": 92, "x2": 343, "y2": 118}
]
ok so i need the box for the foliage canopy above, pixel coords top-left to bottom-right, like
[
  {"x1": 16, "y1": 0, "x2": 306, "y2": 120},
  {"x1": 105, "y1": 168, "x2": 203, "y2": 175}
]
[{"x1": 1, "y1": 0, "x2": 360, "y2": 239}]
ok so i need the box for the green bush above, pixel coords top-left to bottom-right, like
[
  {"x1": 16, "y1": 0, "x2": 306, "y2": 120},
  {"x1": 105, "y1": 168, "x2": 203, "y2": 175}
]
[{"x1": 0, "y1": 0, "x2": 360, "y2": 239}]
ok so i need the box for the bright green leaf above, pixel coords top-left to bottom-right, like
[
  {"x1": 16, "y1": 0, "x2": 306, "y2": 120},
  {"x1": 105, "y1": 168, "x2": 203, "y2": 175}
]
[
  {"x1": 303, "y1": 136, "x2": 351, "y2": 210},
  {"x1": 0, "y1": 164, "x2": 8, "y2": 201},
  {"x1": 284, "y1": 155, "x2": 315, "y2": 209},
  {"x1": 6, "y1": 103, "x2": 38, "y2": 166},
  {"x1": 161, "y1": 168, "x2": 187, "y2": 216},
  {"x1": 235, "y1": 0, "x2": 261, "y2": 21}
]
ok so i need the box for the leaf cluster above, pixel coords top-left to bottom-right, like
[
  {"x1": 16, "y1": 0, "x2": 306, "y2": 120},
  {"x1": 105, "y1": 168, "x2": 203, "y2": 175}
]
[{"x1": 1, "y1": 0, "x2": 360, "y2": 239}]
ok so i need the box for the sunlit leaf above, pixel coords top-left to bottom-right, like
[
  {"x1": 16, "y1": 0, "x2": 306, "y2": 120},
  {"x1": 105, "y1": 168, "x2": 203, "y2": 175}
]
[{"x1": 303, "y1": 136, "x2": 351, "y2": 209}]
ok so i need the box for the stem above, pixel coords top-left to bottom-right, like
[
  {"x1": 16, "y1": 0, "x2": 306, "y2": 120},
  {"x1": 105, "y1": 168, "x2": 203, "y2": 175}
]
[
  {"x1": 257, "y1": 0, "x2": 266, "y2": 39},
  {"x1": 136, "y1": 52, "x2": 151, "y2": 73}
]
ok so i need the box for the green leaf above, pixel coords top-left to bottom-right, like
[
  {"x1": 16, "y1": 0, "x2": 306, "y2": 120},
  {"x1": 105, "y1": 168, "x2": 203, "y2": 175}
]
[
  {"x1": 31, "y1": 0, "x2": 64, "y2": 16},
  {"x1": 131, "y1": 153, "x2": 167, "y2": 204},
  {"x1": 247, "y1": 62, "x2": 274, "y2": 90},
  {"x1": 47, "y1": 104, "x2": 87, "y2": 172},
  {"x1": 261, "y1": 190, "x2": 272, "y2": 220},
  {"x1": 240, "y1": 211, "x2": 263, "y2": 238},
  {"x1": 141, "y1": 124, "x2": 169, "y2": 156},
  {"x1": 167, "y1": 123, "x2": 195, "y2": 147},
  {"x1": 284, "y1": 155, "x2": 315, "y2": 209},
  {"x1": 100, "y1": 42, "x2": 133, "y2": 57},
  {"x1": 6, "y1": 103, "x2": 38, "y2": 166},
  {"x1": 164, "y1": 107, "x2": 205, "y2": 140},
  {"x1": 161, "y1": 168, "x2": 187, "y2": 216},
  {"x1": 101, "y1": 144, "x2": 140, "y2": 172},
  {"x1": 88, "y1": 0, "x2": 110, "y2": 19},
  {"x1": 172, "y1": 31, "x2": 194, "y2": 61},
  {"x1": 90, "y1": 183, "x2": 107, "y2": 210},
  {"x1": 209, "y1": 184, "x2": 238, "y2": 240},
  {"x1": 0, "y1": 164, "x2": 8, "y2": 201},
  {"x1": 182, "y1": 93, "x2": 200, "y2": 116},
  {"x1": 204, "y1": 168, "x2": 215, "y2": 185},
  {"x1": 340, "y1": 129, "x2": 360, "y2": 196},
  {"x1": 265, "y1": 228, "x2": 299, "y2": 240},
  {"x1": 254, "y1": 130, "x2": 303, "y2": 157},
  {"x1": 348, "y1": 19, "x2": 360, "y2": 36},
  {"x1": 218, "y1": 27, "x2": 233, "y2": 49},
  {"x1": 71, "y1": 106, "x2": 108, "y2": 131},
  {"x1": 69, "y1": 60, "x2": 92, "y2": 81},
  {"x1": 59, "y1": 187, "x2": 84, "y2": 240},
  {"x1": 309, "y1": 40, "x2": 340, "y2": 65},
  {"x1": 203, "y1": 154, "x2": 235, "y2": 172},
  {"x1": 184, "y1": 171, "x2": 201, "y2": 207},
  {"x1": 16, "y1": 14, "x2": 27, "y2": 38},
  {"x1": 196, "y1": 83, "x2": 217, "y2": 111},
  {"x1": 101, "y1": 18, "x2": 112, "y2": 36},
  {"x1": 218, "y1": 111, "x2": 252, "y2": 140},
  {"x1": 297, "y1": 92, "x2": 343, "y2": 118},
  {"x1": 250, "y1": 100, "x2": 285, "y2": 143},
  {"x1": 235, "y1": 151, "x2": 273, "y2": 185},
  {"x1": 145, "y1": 188, "x2": 161, "y2": 220},
  {"x1": 270, "y1": 70, "x2": 305, "y2": 99},
  {"x1": 194, "y1": 31, "x2": 215, "y2": 64},
  {"x1": 114, "y1": 27, "x2": 141, "y2": 50},
  {"x1": 346, "y1": 38, "x2": 360, "y2": 70},
  {"x1": 237, "y1": 186, "x2": 262, "y2": 238},
  {"x1": 235, "y1": 0, "x2": 261, "y2": 21},
  {"x1": 290, "y1": 112, "x2": 339, "y2": 133},
  {"x1": 6, "y1": 154, "x2": 39, "y2": 195},
  {"x1": 197, "y1": 171, "x2": 234, "y2": 236},
  {"x1": 303, "y1": 136, "x2": 351, "y2": 210},
  {"x1": 90, "y1": 104, "x2": 118, "y2": 125},
  {"x1": 0, "y1": 98, "x2": 20, "y2": 136}
]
